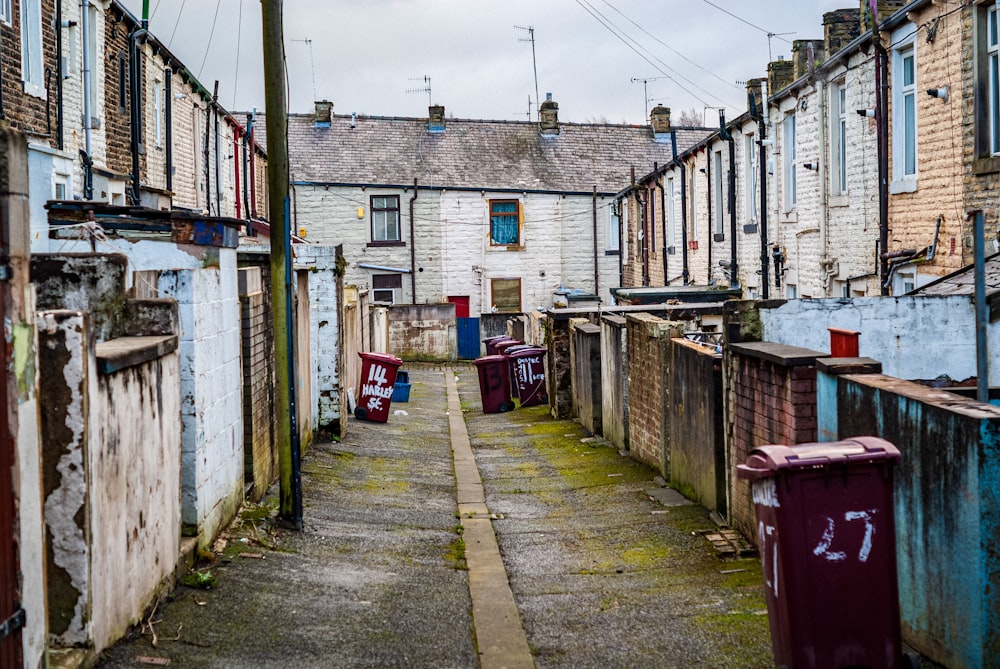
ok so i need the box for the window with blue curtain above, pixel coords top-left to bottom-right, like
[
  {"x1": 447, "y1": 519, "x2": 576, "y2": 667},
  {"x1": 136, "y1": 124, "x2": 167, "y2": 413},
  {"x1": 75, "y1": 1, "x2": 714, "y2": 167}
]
[{"x1": 490, "y1": 199, "x2": 520, "y2": 245}]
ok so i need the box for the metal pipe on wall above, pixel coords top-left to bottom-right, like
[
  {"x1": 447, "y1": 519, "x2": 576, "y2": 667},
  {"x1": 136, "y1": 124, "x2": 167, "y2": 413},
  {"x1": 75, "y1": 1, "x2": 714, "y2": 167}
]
[
  {"x1": 409, "y1": 178, "x2": 418, "y2": 303},
  {"x1": 974, "y1": 210, "x2": 990, "y2": 402}
]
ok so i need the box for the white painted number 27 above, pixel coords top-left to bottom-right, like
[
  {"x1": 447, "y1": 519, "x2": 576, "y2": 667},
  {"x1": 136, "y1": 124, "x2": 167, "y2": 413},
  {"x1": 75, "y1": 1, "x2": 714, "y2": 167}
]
[{"x1": 812, "y1": 509, "x2": 878, "y2": 563}]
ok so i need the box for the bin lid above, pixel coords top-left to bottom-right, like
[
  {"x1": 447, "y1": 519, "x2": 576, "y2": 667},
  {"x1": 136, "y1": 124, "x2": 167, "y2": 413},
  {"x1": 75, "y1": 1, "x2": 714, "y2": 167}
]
[
  {"x1": 357, "y1": 351, "x2": 403, "y2": 365},
  {"x1": 736, "y1": 437, "x2": 899, "y2": 480},
  {"x1": 508, "y1": 347, "x2": 545, "y2": 357},
  {"x1": 473, "y1": 355, "x2": 507, "y2": 366}
]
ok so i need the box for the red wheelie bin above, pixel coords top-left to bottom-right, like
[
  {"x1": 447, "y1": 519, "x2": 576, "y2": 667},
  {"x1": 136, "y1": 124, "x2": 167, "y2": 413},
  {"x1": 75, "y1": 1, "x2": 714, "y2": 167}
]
[
  {"x1": 473, "y1": 355, "x2": 516, "y2": 413},
  {"x1": 355, "y1": 352, "x2": 403, "y2": 422},
  {"x1": 507, "y1": 347, "x2": 547, "y2": 407},
  {"x1": 483, "y1": 335, "x2": 514, "y2": 356}
]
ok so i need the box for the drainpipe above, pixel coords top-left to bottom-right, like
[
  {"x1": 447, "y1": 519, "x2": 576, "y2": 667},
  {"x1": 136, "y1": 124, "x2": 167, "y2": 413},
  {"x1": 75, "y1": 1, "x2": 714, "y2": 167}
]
[
  {"x1": 128, "y1": 3, "x2": 150, "y2": 205},
  {"x1": 616, "y1": 197, "x2": 624, "y2": 294},
  {"x1": 81, "y1": 0, "x2": 92, "y2": 197},
  {"x1": 204, "y1": 104, "x2": 211, "y2": 213},
  {"x1": 214, "y1": 81, "x2": 221, "y2": 216},
  {"x1": 671, "y1": 130, "x2": 689, "y2": 284},
  {"x1": 234, "y1": 128, "x2": 241, "y2": 219},
  {"x1": 973, "y1": 210, "x2": 990, "y2": 402},
  {"x1": 249, "y1": 108, "x2": 257, "y2": 218},
  {"x1": 759, "y1": 79, "x2": 770, "y2": 299},
  {"x1": 875, "y1": 38, "x2": 890, "y2": 294},
  {"x1": 720, "y1": 112, "x2": 738, "y2": 289},
  {"x1": 592, "y1": 185, "x2": 599, "y2": 295},
  {"x1": 637, "y1": 187, "x2": 647, "y2": 286},
  {"x1": 56, "y1": 0, "x2": 64, "y2": 150},
  {"x1": 165, "y1": 68, "x2": 173, "y2": 193},
  {"x1": 409, "y1": 177, "x2": 418, "y2": 303}
]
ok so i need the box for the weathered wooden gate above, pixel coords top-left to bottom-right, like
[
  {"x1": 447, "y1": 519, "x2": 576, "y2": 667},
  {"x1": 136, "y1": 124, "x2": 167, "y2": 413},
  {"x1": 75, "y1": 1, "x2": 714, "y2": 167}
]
[{"x1": 449, "y1": 296, "x2": 480, "y2": 360}]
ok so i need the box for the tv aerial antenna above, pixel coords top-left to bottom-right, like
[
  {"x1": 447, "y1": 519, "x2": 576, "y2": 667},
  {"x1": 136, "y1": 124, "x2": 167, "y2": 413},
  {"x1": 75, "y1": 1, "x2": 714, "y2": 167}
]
[
  {"x1": 291, "y1": 38, "x2": 316, "y2": 102},
  {"x1": 406, "y1": 75, "x2": 432, "y2": 107},
  {"x1": 630, "y1": 76, "x2": 667, "y2": 119},
  {"x1": 766, "y1": 31, "x2": 795, "y2": 61},
  {"x1": 515, "y1": 25, "x2": 540, "y2": 121}
]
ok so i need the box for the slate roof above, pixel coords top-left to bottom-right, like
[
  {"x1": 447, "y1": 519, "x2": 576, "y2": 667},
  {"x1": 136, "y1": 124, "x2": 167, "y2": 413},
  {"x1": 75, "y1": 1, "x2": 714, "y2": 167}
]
[
  {"x1": 912, "y1": 254, "x2": 1000, "y2": 296},
  {"x1": 281, "y1": 113, "x2": 712, "y2": 194}
]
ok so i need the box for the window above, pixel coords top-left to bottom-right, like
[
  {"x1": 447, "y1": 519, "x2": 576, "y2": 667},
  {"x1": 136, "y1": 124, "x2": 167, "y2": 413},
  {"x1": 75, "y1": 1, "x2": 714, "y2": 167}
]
[
  {"x1": 371, "y1": 195, "x2": 401, "y2": 242},
  {"x1": 782, "y1": 113, "x2": 797, "y2": 211},
  {"x1": 608, "y1": 201, "x2": 621, "y2": 252},
  {"x1": 490, "y1": 199, "x2": 521, "y2": 246},
  {"x1": 713, "y1": 150, "x2": 724, "y2": 236},
  {"x1": 372, "y1": 274, "x2": 402, "y2": 303},
  {"x1": 892, "y1": 36, "x2": 918, "y2": 187},
  {"x1": 87, "y1": 5, "x2": 99, "y2": 126},
  {"x1": 666, "y1": 177, "x2": 676, "y2": 249},
  {"x1": 744, "y1": 133, "x2": 757, "y2": 222},
  {"x1": 154, "y1": 82, "x2": 163, "y2": 148},
  {"x1": 118, "y1": 55, "x2": 128, "y2": 114},
  {"x1": 490, "y1": 278, "x2": 521, "y2": 313},
  {"x1": 832, "y1": 81, "x2": 848, "y2": 194},
  {"x1": 690, "y1": 166, "x2": 698, "y2": 239},
  {"x1": 21, "y1": 0, "x2": 44, "y2": 97},
  {"x1": 0, "y1": 0, "x2": 10, "y2": 25},
  {"x1": 976, "y1": 3, "x2": 1000, "y2": 157}
]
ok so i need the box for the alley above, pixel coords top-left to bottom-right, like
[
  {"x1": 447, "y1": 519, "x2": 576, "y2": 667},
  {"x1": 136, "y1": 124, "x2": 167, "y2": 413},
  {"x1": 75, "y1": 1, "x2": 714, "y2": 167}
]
[{"x1": 95, "y1": 365, "x2": 772, "y2": 668}]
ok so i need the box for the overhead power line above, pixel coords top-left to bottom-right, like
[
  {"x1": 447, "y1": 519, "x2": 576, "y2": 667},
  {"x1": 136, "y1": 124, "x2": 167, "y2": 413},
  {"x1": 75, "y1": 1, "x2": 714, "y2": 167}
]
[{"x1": 698, "y1": 0, "x2": 792, "y2": 44}]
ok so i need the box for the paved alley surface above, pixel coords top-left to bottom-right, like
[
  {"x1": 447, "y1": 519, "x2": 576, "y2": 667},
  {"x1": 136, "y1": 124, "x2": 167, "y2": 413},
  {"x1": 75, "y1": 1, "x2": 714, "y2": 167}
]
[{"x1": 97, "y1": 365, "x2": 773, "y2": 668}]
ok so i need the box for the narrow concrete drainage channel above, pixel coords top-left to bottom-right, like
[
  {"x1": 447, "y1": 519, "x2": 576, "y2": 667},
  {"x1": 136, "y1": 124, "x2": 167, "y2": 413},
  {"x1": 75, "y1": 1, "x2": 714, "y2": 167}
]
[{"x1": 445, "y1": 370, "x2": 536, "y2": 669}]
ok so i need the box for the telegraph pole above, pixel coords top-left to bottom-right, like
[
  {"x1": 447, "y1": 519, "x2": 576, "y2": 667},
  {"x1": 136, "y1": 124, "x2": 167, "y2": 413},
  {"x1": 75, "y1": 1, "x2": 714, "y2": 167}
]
[{"x1": 261, "y1": 0, "x2": 302, "y2": 529}]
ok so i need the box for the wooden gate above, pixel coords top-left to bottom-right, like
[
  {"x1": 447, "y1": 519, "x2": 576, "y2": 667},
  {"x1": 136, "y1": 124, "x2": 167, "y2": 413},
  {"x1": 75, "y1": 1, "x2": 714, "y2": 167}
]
[{"x1": 448, "y1": 297, "x2": 480, "y2": 360}]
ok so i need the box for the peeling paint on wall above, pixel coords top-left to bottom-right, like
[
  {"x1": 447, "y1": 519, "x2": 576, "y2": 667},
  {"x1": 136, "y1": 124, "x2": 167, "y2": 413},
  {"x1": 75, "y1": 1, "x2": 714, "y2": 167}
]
[{"x1": 12, "y1": 320, "x2": 34, "y2": 401}]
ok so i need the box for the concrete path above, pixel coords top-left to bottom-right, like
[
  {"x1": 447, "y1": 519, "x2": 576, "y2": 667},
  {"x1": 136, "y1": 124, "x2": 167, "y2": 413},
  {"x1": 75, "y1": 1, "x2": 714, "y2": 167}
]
[{"x1": 96, "y1": 364, "x2": 775, "y2": 668}]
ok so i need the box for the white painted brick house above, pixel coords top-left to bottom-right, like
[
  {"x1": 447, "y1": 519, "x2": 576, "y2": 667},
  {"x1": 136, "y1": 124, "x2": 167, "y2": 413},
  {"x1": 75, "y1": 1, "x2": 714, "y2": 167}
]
[{"x1": 286, "y1": 100, "x2": 707, "y2": 321}]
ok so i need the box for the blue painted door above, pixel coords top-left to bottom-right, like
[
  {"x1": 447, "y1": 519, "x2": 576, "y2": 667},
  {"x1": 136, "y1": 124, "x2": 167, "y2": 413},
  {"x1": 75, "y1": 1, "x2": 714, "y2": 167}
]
[{"x1": 457, "y1": 317, "x2": 481, "y2": 359}]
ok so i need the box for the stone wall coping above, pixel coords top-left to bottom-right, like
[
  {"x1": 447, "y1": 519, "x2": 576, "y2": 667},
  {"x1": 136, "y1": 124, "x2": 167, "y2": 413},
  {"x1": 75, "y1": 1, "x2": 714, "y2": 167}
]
[
  {"x1": 574, "y1": 323, "x2": 601, "y2": 335},
  {"x1": 844, "y1": 373, "x2": 1000, "y2": 421},
  {"x1": 547, "y1": 302, "x2": 726, "y2": 322},
  {"x1": 96, "y1": 335, "x2": 178, "y2": 375},
  {"x1": 816, "y1": 357, "x2": 882, "y2": 375},
  {"x1": 672, "y1": 337, "x2": 722, "y2": 358},
  {"x1": 600, "y1": 313, "x2": 627, "y2": 327},
  {"x1": 729, "y1": 341, "x2": 827, "y2": 366}
]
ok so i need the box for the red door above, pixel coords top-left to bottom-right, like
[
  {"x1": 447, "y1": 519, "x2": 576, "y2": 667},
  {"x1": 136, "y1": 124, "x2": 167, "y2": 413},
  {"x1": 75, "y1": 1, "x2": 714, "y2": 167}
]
[
  {"x1": 447, "y1": 295, "x2": 470, "y2": 318},
  {"x1": 0, "y1": 278, "x2": 21, "y2": 666}
]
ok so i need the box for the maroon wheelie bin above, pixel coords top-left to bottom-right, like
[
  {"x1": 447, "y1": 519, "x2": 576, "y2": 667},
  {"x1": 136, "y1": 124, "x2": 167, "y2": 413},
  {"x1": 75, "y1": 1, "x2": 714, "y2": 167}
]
[
  {"x1": 737, "y1": 437, "x2": 905, "y2": 669},
  {"x1": 483, "y1": 335, "x2": 514, "y2": 356},
  {"x1": 355, "y1": 352, "x2": 403, "y2": 422},
  {"x1": 507, "y1": 347, "x2": 547, "y2": 407},
  {"x1": 473, "y1": 355, "x2": 516, "y2": 413},
  {"x1": 493, "y1": 339, "x2": 523, "y2": 356}
]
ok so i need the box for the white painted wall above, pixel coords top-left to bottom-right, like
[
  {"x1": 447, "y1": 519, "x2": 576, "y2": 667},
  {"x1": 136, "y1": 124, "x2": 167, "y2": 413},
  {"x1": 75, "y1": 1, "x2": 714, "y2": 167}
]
[
  {"x1": 759, "y1": 295, "x2": 1000, "y2": 385},
  {"x1": 295, "y1": 245, "x2": 342, "y2": 432}
]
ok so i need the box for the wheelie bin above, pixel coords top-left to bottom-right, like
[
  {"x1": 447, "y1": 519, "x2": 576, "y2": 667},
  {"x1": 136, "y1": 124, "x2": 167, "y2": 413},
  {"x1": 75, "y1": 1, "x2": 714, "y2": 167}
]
[
  {"x1": 507, "y1": 346, "x2": 547, "y2": 407},
  {"x1": 736, "y1": 437, "x2": 905, "y2": 669},
  {"x1": 473, "y1": 355, "x2": 516, "y2": 413},
  {"x1": 493, "y1": 339, "x2": 523, "y2": 356},
  {"x1": 483, "y1": 335, "x2": 514, "y2": 356},
  {"x1": 355, "y1": 352, "x2": 403, "y2": 422}
]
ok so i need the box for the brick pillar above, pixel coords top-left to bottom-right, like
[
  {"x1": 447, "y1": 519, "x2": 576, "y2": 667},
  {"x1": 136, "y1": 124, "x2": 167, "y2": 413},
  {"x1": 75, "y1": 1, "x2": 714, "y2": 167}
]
[{"x1": 545, "y1": 316, "x2": 574, "y2": 418}]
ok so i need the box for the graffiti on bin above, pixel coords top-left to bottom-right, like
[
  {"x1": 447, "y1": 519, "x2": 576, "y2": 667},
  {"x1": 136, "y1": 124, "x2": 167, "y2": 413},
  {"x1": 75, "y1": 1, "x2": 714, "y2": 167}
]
[
  {"x1": 483, "y1": 364, "x2": 504, "y2": 391},
  {"x1": 362, "y1": 363, "x2": 395, "y2": 411},
  {"x1": 514, "y1": 356, "x2": 543, "y2": 385},
  {"x1": 759, "y1": 522, "x2": 779, "y2": 598},
  {"x1": 812, "y1": 509, "x2": 878, "y2": 563},
  {"x1": 752, "y1": 479, "x2": 780, "y2": 508}
]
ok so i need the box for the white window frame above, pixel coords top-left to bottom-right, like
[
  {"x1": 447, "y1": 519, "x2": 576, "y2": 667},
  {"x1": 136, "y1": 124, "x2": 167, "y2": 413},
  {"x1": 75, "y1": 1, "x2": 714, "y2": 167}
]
[
  {"x1": 744, "y1": 132, "x2": 757, "y2": 223},
  {"x1": 782, "y1": 113, "x2": 797, "y2": 211},
  {"x1": 713, "y1": 150, "x2": 724, "y2": 236},
  {"x1": 620, "y1": 198, "x2": 629, "y2": 264},
  {"x1": 691, "y1": 166, "x2": 699, "y2": 240},
  {"x1": 832, "y1": 80, "x2": 848, "y2": 195},
  {"x1": 154, "y1": 81, "x2": 163, "y2": 149},
  {"x1": 372, "y1": 289, "x2": 396, "y2": 304},
  {"x1": 87, "y1": 4, "x2": 100, "y2": 126},
  {"x1": 608, "y1": 201, "x2": 621, "y2": 252},
  {"x1": 21, "y1": 0, "x2": 45, "y2": 99},
  {"x1": 891, "y1": 30, "x2": 918, "y2": 192},
  {"x1": 0, "y1": 0, "x2": 11, "y2": 25},
  {"x1": 666, "y1": 177, "x2": 676, "y2": 249},
  {"x1": 988, "y1": 4, "x2": 1000, "y2": 155}
]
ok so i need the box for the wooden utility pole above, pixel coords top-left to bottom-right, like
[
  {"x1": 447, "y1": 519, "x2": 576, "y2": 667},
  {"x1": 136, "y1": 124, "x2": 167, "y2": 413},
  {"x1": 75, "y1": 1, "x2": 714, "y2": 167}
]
[{"x1": 261, "y1": 0, "x2": 302, "y2": 528}]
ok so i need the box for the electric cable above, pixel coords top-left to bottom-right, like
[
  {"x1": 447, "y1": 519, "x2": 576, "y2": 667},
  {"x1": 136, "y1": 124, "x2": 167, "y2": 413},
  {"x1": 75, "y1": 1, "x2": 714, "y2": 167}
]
[{"x1": 197, "y1": 0, "x2": 222, "y2": 79}]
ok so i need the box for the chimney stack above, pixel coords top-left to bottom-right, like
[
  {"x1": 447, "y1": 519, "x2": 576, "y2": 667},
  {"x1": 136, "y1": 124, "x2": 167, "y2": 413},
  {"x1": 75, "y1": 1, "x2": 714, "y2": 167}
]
[
  {"x1": 314, "y1": 100, "x2": 333, "y2": 127},
  {"x1": 792, "y1": 39, "x2": 825, "y2": 80},
  {"x1": 428, "y1": 104, "x2": 445, "y2": 133},
  {"x1": 650, "y1": 105, "x2": 671, "y2": 142},
  {"x1": 540, "y1": 94, "x2": 559, "y2": 135},
  {"x1": 746, "y1": 77, "x2": 766, "y2": 119},
  {"x1": 860, "y1": 0, "x2": 907, "y2": 32},
  {"x1": 767, "y1": 58, "x2": 795, "y2": 96},
  {"x1": 824, "y1": 8, "x2": 861, "y2": 55}
]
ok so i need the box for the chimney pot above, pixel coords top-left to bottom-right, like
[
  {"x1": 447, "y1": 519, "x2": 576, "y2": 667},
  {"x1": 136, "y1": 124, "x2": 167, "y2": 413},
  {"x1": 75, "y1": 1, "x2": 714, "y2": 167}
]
[{"x1": 540, "y1": 98, "x2": 559, "y2": 135}]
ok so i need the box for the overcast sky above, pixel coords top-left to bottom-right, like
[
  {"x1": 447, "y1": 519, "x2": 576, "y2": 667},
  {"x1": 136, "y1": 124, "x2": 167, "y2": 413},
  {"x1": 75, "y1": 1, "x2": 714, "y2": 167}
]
[{"x1": 122, "y1": 0, "x2": 854, "y2": 125}]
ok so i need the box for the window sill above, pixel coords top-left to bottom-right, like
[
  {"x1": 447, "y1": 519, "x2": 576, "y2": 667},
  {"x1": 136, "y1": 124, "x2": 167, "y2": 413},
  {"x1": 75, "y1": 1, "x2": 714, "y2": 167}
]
[
  {"x1": 23, "y1": 80, "x2": 46, "y2": 101},
  {"x1": 973, "y1": 156, "x2": 1000, "y2": 176},
  {"x1": 829, "y1": 194, "x2": 850, "y2": 208},
  {"x1": 713, "y1": 233, "x2": 725, "y2": 243},
  {"x1": 743, "y1": 222, "x2": 758, "y2": 234},
  {"x1": 889, "y1": 179, "x2": 917, "y2": 194},
  {"x1": 779, "y1": 211, "x2": 798, "y2": 224},
  {"x1": 367, "y1": 240, "x2": 405, "y2": 248},
  {"x1": 490, "y1": 244, "x2": 524, "y2": 251},
  {"x1": 605, "y1": 249, "x2": 620, "y2": 256}
]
